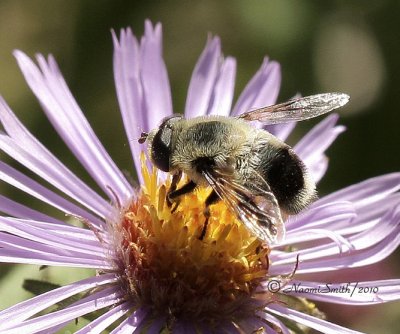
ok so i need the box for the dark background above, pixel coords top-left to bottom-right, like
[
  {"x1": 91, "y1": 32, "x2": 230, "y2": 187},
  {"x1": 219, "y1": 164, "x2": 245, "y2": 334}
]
[{"x1": 0, "y1": 1, "x2": 398, "y2": 332}]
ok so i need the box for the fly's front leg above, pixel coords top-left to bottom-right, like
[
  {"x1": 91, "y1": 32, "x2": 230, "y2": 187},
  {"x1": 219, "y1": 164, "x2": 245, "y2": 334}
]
[
  {"x1": 166, "y1": 171, "x2": 182, "y2": 208},
  {"x1": 199, "y1": 190, "x2": 220, "y2": 240},
  {"x1": 167, "y1": 173, "x2": 197, "y2": 213}
]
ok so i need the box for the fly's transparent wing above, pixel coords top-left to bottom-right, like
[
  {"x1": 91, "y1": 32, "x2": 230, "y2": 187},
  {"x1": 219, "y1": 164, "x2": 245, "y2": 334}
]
[
  {"x1": 202, "y1": 168, "x2": 285, "y2": 245},
  {"x1": 238, "y1": 92, "x2": 349, "y2": 125}
]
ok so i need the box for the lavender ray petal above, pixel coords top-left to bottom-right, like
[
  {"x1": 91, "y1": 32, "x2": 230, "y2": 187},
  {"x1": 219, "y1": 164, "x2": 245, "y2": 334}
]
[
  {"x1": 294, "y1": 114, "x2": 345, "y2": 181},
  {"x1": 20, "y1": 219, "x2": 103, "y2": 243},
  {"x1": 185, "y1": 36, "x2": 221, "y2": 118},
  {"x1": 0, "y1": 160, "x2": 104, "y2": 226},
  {"x1": 0, "y1": 222, "x2": 103, "y2": 253},
  {"x1": 257, "y1": 312, "x2": 290, "y2": 334},
  {"x1": 0, "y1": 232, "x2": 102, "y2": 261},
  {"x1": 294, "y1": 114, "x2": 340, "y2": 158},
  {"x1": 140, "y1": 21, "x2": 173, "y2": 130},
  {"x1": 232, "y1": 58, "x2": 281, "y2": 117},
  {"x1": 265, "y1": 121, "x2": 297, "y2": 142},
  {"x1": 133, "y1": 315, "x2": 166, "y2": 334},
  {"x1": 109, "y1": 308, "x2": 148, "y2": 334},
  {"x1": 270, "y1": 210, "x2": 400, "y2": 275},
  {"x1": 0, "y1": 248, "x2": 111, "y2": 269},
  {"x1": 207, "y1": 57, "x2": 237, "y2": 116},
  {"x1": 42, "y1": 54, "x2": 135, "y2": 202},
  {"x1": 309, "y1": 154, "x2": 329, "y2": 183},
  {"x1": 282, "y1": 279, "x2": 400, "y2": 305},
  {"x1": 36, "y1": 285, "x2": 125, "y2": 334},
  {"x1": 75, "y1": 301, "x2": 132, "y2": 334},
  {"x1": 112, "y1": 28, "x2": 145, "y2": 183},
  {"x1": 0, "y1": 274, "x2": 117, "y2": 329},
  {"x1": 0, "y1": 97, "x2": 113, "y2": 218},
  {"x1": 285, "y1": 201, "x2": 356, "y2": 233},
  {"x1": 272, "y1": 205, "x2": 400, "y2": 264},
  {"x1": 267, "y1": 304, "x2": 365, "y2": 334},
  {"x1": 349, "y1": 193, "x2": 400, "y2": 230},
  {"x1": 307, "y1": 194, "x2": 400, "y2": 238},
  {"x1": 289, "y1": 194, "x2": 400, "y2": 238},
  {"x1": 2, "y1": 286, "x2": 123, "y2": 334},
  {"x1": 303, "y1": 125, "x2": 345, "y2": 170},
  {"x1": 316, "y1": 172, "x2": 400, "y2": 209},
  {"x1": 0, "y1": 194, "x2": 62, "y2": 224},
  {"x1": 278, "y1": 228, "x2": 354, "y2": 250},
  {"x1": 0, "y1": 217, "x2": 105, "y2": 256},
  {"x1": 14, "y1": 51, "x2": 134, "y2": 204}
]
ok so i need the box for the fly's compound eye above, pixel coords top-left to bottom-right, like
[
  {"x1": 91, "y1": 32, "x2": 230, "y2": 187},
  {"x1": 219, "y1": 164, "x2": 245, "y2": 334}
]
[{"x1": 151, "y1": 115, "x2": 183, "y2": 172}]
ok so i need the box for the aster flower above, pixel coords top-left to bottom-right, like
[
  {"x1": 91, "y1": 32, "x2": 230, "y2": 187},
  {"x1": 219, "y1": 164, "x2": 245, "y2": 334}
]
[{"x1": 0, "y1": 20, "x2": 399, "y2": 333}]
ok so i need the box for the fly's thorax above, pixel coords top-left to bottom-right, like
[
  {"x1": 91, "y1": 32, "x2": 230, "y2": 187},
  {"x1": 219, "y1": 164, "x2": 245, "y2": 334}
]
[{"x1": 170, "y1": 116, "x2": 252, "y2": 179}]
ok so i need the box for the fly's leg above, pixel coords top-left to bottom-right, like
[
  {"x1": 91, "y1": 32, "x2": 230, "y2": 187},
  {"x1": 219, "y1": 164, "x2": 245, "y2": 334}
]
[
  {"x1": 167, "y1": 176, "x2": 197, "y2": 213},
  {"x1": 166, "y1": 171, "x2": 182, "y2": 208},
  {"x1": 199, "y1": 190, "x2": 220, "y2": 240}
]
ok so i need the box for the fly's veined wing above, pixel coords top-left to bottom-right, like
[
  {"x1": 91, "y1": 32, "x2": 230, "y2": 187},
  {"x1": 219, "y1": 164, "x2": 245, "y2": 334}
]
[
  {"x1": 238, "y1": 92, "x2": 350, "y2": 125},
  {"x1": 202, "y1": 168, "x2": 285, "y2": 244}
]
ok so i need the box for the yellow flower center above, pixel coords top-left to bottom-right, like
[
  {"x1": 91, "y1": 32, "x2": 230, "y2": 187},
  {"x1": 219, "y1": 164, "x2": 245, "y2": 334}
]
[{"x1": 114, "y1": 155, "x2": 272, "y2": 326}]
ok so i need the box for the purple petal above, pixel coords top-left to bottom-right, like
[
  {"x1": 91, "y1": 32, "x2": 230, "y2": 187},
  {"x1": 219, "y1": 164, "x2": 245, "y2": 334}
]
[
  {"x1": 112, "y1": 28, "x2": 146, "y2": 183},
  {"x1": 257, "y1": 312, "x2": 290, "y2": 334},
  {"x1": 0, "y1": 217, "x2": 105, "y2": 257},
  {"x1": 109, "y1": 308, "x2": 148, "y2": 334},
  {"x1": 267, "y1": 304, "x2": 364, "y2": 334},
  {"x1": 0, "y1": 274, "x2": 117, "y2": 330},
  {"x1": 19, "y1": 219, "x2": 103, "y2": 243},
  {"x1": 279, "y1": 229, "x2": 354, "y2": 251},
  {"x1": 134, "y1": 316, "x2": 166, "y2": 334},
  {"x1": 317, "y1": 173, "x2": 400, "y2": 209},
  {"x1": 0, "y1": 97, "x2": 112, "y2": 219},
  {"x1": 265, "y1": 121, "x2": 297, "y2": 142},
  {"x1": 270, "y1": 206, "x2": 400, "y2": 275},
  {"x1": 308, "y1": 154, "x2": 329, "y2": 183},
  {"x1": 207, "y1": 57, "x2": 237, "y2": 116},
  {"x1": 0, "y1": 247, "x2": 110, "y2": 269},
  {"x1": 185, "y1": 36, "x2": 221, "y2": 118},
  {"x1": 283, "y1": 279, "x2": 400, "y2": 305},
  {"x1": 289, "y1": 194, "x2": 400, "y2": 238},
  {"x1": 294, "y1": 114, "x2": 340, "y2": 158},
  {"x1": 348, "y1": 193, "x2": 400, "y2": 233},
  {"x1": 285, "y1": 201, "x2": 356, "y2": 233},
  {"x1": 140, "y1": 20, "x2": 173, "y2": 130},
  {"x1": 14, "y1": 51, "x2": 134, "y2": 204},
  {"x1": 294, "y1": 114, "x2": 345, "y2": 181},
  {"x1": 273, "y1": 205, "x2": 399, "y2": 264},
  {"x1": 2, "y1": 286, "x2": 122, "y2": 333},
  {"x1": 232, "y1": 57, "x2": 281, "y2": 117},
  {"x1": 0, "y1": 160, "x2": 104, "y2": 226},
  {"x1": 0, "y1": 194, "x2": 61, "y2": 224},
  {"x1": 75, "y1": 301, "x2": 132, "y2": 334},
  {"x1": 37, "y1": 284, "x2": 126, "y2": 334}
]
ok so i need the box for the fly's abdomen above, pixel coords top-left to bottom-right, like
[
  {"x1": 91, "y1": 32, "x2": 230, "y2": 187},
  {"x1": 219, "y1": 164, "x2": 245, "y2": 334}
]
[{"x1": 258, "y1": 146, "x2": 315, "y2": 214}]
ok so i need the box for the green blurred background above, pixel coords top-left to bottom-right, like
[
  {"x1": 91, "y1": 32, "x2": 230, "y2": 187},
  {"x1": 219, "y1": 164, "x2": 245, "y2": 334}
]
[{"x1": 0, "y1": 0, "x2": 399, "y2": 333}]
